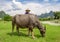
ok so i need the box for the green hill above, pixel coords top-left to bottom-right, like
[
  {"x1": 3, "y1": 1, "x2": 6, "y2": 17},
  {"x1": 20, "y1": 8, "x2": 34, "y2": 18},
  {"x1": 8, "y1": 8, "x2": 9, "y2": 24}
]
[{"x1": 0, "y1": 11, "x2": 7, "y2": 19}]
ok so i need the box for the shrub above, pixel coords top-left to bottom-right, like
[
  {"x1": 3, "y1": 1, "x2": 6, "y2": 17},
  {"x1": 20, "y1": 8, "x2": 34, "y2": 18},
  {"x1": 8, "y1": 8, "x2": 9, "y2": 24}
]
[
  {"x1": 39, "y1": 18, "x2": 53, "y2": 21},
  {"x1": 4, "y1": 15, "x2": 12, "y2": 21}
]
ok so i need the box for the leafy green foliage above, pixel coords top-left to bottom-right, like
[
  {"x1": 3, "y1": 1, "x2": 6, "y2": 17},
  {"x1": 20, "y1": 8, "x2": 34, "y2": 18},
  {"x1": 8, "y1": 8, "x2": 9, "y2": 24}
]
[
  {"x1": 39, "y1": 18, "x2": 54, "y2": 21},
  {"x1": 4, "y1": 14, "x2": 12, "y2": 21},
  {"x1": 0, "y1": 11, "x2": 11, "y2": 21},
  {"x1": 53, "y1": 11, "x2": 60, "y2": 19}
]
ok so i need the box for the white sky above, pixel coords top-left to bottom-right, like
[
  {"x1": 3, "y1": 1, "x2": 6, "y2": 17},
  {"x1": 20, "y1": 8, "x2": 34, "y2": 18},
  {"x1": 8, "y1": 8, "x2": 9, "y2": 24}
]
[{"x1": 0, "y1": 0, "x2": 60, "y2": 16}]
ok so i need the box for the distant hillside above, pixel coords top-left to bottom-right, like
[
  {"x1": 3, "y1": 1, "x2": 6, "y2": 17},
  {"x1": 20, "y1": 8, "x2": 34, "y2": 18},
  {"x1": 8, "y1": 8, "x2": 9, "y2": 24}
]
[
  {"x1": 38, "y1": 11, "x2": 54, "y2": 18},
  {"x1": 0, "y1": 11, "x2": 7, "y2": 18}
]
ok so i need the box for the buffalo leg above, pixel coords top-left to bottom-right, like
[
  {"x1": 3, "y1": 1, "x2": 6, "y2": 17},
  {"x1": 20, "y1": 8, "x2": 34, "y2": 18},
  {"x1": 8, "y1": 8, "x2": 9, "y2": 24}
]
[
  {"x1": 28, "y1": 28, "x2": 31, "y2": 36},
  {"x1": 16, "y1": 26, "x2": 19, "y2": 34},
  {"x1": 12, "y1": 22, "x2": 15, "y2": 34},
  {"x1": 31, "y1": 29, "x2": 35, "y2": 39},
  {"x1": 29, "y1": 26, "x2": 35, "y2": 39}
]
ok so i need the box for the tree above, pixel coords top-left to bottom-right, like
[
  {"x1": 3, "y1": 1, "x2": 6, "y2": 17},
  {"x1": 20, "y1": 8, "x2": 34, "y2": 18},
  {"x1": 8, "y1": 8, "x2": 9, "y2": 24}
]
[
  {"x1": 4, "y1": 14, "x2": 12, "y2": 21},
  {"x1": 53, "y1": 11, "x2": 60, "y2": 19}
]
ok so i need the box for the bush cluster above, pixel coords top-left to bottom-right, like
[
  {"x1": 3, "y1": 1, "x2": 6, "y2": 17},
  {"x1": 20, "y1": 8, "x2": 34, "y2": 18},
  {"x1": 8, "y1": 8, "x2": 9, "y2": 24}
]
[{"x1": 39, "y1": 18, "x2": 54, "y2": 21}]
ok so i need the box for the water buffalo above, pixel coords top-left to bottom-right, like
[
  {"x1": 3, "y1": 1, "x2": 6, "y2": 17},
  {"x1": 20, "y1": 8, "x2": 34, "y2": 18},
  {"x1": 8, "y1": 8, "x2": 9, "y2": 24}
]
[{"x1": 12, "y1": 14, "x2": 46, "y2": 38}]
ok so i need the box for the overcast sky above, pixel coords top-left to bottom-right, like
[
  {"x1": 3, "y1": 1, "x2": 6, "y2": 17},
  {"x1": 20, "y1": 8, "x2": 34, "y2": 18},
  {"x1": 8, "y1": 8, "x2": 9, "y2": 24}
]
[{"x1": 0, "y1": 0, "x2": 60, "y2": 16}]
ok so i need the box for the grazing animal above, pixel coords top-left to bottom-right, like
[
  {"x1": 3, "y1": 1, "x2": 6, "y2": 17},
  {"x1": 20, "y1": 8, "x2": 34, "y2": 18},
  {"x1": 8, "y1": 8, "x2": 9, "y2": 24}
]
[{"x1": 12, "y1": 14, "x2": 46, "y2": 38}]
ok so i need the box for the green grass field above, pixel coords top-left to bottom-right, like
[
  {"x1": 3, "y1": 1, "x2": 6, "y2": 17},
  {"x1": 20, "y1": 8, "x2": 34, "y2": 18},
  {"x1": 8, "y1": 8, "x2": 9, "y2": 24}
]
[{"x1": 0, "y1": 21, "x2": 60, "y2": 42}]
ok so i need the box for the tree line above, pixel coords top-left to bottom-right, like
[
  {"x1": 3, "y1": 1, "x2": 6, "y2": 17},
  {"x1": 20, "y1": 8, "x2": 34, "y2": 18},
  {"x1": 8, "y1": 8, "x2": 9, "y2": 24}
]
[
  {"x1": 0, "y1": 11, "x2": 60, "y2": 21},
  {"x1": 0, "y1": 11, "x2": 12, "y2": 21},
  {"x1": 53, "y1": 11, "x2": 60, "y2": 19}
]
